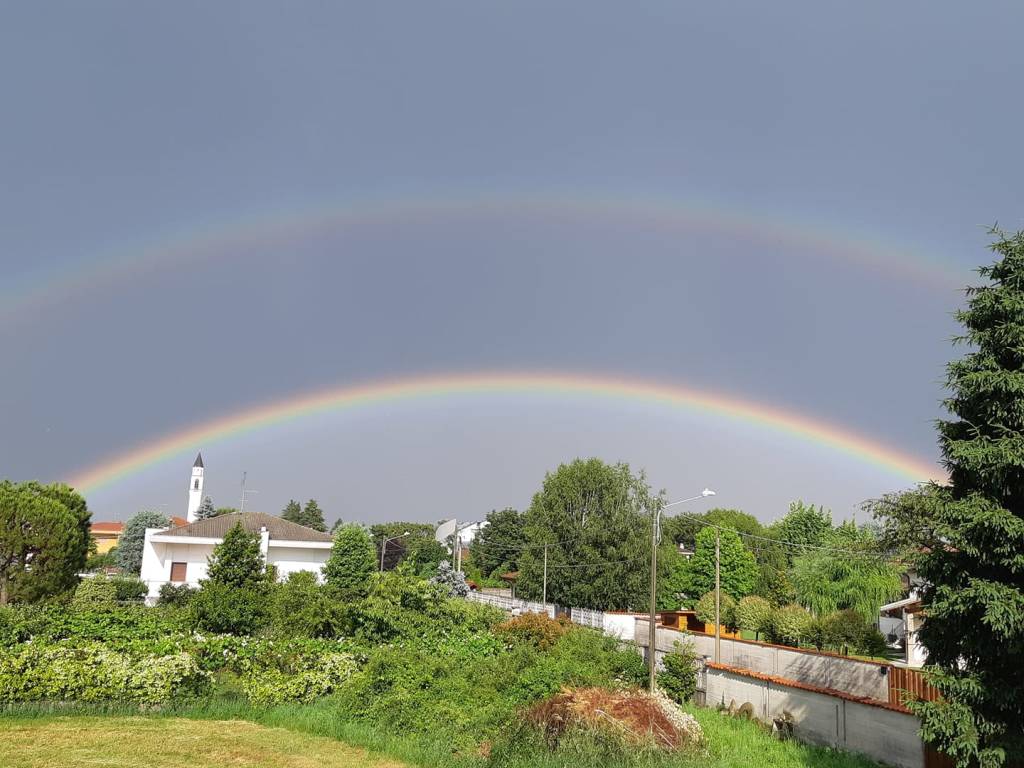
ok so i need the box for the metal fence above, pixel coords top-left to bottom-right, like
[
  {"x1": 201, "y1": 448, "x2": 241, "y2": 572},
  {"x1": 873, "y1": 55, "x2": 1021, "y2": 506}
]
[{"x1": 464, "y1": 592, "x2": 588, "y2": 624}]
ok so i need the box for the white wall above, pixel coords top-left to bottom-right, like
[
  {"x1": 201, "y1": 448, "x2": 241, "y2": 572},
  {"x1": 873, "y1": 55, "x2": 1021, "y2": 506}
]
[
  {"x1": 140, "y1": 531, "x2": 215, "y2": 603},
  {"x1": 268, "y1": 544, "x2": 330, "y2": 581}
]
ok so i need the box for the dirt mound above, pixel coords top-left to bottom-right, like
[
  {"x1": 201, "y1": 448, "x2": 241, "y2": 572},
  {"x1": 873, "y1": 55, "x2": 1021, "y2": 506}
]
[{"x1": 526, "y1": 687, "x2": 703, "y2": 751}]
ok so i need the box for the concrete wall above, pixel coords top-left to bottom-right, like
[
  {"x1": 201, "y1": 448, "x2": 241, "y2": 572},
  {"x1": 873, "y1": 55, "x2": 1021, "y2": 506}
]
[
  {"x1": 635, "y1": 620, "x2": 889, "y2": 702},
  {"x1": 705, "y1": 666, "x2": 925, "y2": 768},
  {"x1": 267, "y1": 544, "x2": 330, "y2": 581}
]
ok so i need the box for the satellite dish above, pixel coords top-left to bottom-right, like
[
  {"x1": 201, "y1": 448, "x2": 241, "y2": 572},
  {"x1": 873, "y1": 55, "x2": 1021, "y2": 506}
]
[{"x1": 435, "y1": 519, "x2": 457, "y2": 544}]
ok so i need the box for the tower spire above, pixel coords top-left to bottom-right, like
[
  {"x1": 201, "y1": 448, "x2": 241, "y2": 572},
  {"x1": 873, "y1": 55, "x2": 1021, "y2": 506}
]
[{"x1": 186, "y1": 452, "x2": 205, "y2": 522}]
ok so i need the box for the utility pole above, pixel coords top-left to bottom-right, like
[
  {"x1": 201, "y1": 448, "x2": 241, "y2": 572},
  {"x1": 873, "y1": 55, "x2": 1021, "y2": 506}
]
[
  {"x1": 451, "y1": 518, "x2": 458, "y2": 569},
  {"x1": 714, "y1": 528, "x2": 721, "y2": 663},
  {"x1": 379, "y1": 536, "x2": 387, "y2": 572},
  {"x1": 542, "y1": 545, "x2": 548, "y2": 609},
  {"x1": 648, "y1": 507, "x2": 659, "y2": 693}
]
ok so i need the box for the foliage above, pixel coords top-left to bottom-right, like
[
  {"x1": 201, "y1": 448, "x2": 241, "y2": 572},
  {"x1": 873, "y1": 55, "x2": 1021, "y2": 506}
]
[
  {"x1": 735, "y1": 595, "x2": 773, "y2": 639},
  {"x1": 471, "y1": 508, "x2": 526, "y2": 579},
  {"x1": 370, "y1": 522, "x2": 437, "y2": 571},
  {"x1": 213, "y1": 507, "x2": 237, "y2": 517},
  {"x1": 683, "y1": 527, "x2": 757, "y2": 602},
  {"x1": 495, "y1": 612, "x2": 571, "y2": 650},
  {"x1": 194, "y1": 496, "x2": 216, "y2": 521},
  {"x1": 205, "y1": 523, "x2": 266, "y2": 590},
  {"x1": 72, "y1": 575, "x2": 117, "y2": 609},
  {"x1": 658, "y1": 639, "x2": 698, "y2": 703},
  {"x1": 790, "y1": 523, "x2": 901, "y2": 622},
  {"x1": 270, "y1": 571, "x2": 344, "y2": 638},
  {"x1": 283, "y1": 499, "x2": 327, "y2": 532},
  {"x1": 158, "y1": 583, "x2": 196, "y2": 607},
  {"x1": 116, "y1": 511, "x2": 170, "y2": 575},
  {"x1": 243, "y1": 651, "x2": 356, "y2": 706},
  {"x1": 694, "y1": 591, "x2": 736, "y2": 631},
  {"x1": 0, "y1": 643, "x2": 210, "y2": 703},
  {"x1": 769, "y1": 604, "x2": 813, "y2": 645},
  {"x1": 403, "y1": 537, "x2": 449, "y2": 575},
  {"x1": 517, "y1": 459, "x2": 664, "y2": 611},
  {"x1": 110, "y1": 576, "x2": 148, "y2": 603},
  {"x1": 189, "y1": 582, "x2": 268, "y2": 635},
  {"x1": 0, "y1": 481, "x2": 92, "y2": 604},
  {"x1": 661, "y1": 508, "x2": 763, "y2": 551},
  {"x1": 768, "y1": 501, "x2": 833, "y2": 564},
  {"x1": 84, "y1": 548, "x2": 118, "y2": 571},
  {"x1": 867, "y1": 230, "x2": 1024, "y2": 767},
  {"x1": 323, "y1": 524, "x2": 377, "y2": 599},
  {"x1": 809, "y1": 609, "x2": 887, "y2": 656},
  {"x1": 430, "y1": 560, "x2": 470, "y2": 597}
]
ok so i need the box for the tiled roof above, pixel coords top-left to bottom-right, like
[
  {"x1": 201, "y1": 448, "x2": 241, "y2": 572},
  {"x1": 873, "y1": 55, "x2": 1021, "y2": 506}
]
[
  {"x1": 160, "y1": 512, "x2": 332, "y2": 542},
  {"x1": 90, "y1": 522, "x2": 124, "y2": 534}
]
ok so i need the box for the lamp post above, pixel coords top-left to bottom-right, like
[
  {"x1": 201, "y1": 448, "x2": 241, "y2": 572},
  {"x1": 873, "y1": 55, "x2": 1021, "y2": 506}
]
[
  {"x1": 648, "y1": 488, "x2": 716, "y2": 693},
  {"x1": 380, "y1": 531, "x2": 410, "y2": 572}
]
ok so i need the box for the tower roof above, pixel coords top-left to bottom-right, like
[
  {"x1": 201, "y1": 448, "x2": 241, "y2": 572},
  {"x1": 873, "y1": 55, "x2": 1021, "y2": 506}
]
[{"x1": 193, "y1": 452, "x2": 204, "y2": 468}]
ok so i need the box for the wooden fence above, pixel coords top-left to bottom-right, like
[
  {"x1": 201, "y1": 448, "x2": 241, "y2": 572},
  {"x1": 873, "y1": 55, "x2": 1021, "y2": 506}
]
[{"x1": 888, "y1": 666, "x2": 941, "y2": 710}]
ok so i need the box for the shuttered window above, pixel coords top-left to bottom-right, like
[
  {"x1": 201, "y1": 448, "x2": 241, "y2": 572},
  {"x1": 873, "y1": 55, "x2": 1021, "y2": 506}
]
[{"x1": 170, "y1": 562, "x2": 187, "y2": 582}]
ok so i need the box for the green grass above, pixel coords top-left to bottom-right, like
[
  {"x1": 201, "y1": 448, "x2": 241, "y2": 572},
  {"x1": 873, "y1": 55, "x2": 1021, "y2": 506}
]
[{"x1": 0, "y1": 699, "x2": 884, "y2": 768}]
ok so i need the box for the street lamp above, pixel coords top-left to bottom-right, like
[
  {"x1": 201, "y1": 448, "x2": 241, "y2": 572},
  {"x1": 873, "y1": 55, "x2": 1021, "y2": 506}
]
[
  {"x1": 380, "y1": 531, "x2": 411, "y2": 572},
  {"x1": 648, "y1": 488, "x2": 716, "y2": 693}
]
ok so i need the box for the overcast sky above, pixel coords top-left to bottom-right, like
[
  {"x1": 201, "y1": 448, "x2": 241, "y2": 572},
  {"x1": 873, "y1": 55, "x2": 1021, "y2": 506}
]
[{"x1": 2, "y1": 2, "x2": 1022, "y2": 527}]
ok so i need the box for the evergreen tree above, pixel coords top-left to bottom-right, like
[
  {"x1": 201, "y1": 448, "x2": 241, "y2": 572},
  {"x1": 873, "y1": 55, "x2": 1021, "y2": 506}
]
[
  {"x1": 194, "y1": 496, "x2": 216, "y2": 521},
  {"x1": 115, "y1": 510, "x2": 170, "y2": 575},
  {"x1": 323, "y1": 524, "x2": 376, "y2": 598},
  {"x1": 205, "y1": 523, "x2": 266, "y2": 590},
  {"x1": 301, "y1": 499, "x2": 327, "y2": 532},
  {"x1": 281, "y1": 499, "x2": 302, "y2": 524},
  {"x1": 870, "y1": 230, "x2": 1024, "y2": 766}
]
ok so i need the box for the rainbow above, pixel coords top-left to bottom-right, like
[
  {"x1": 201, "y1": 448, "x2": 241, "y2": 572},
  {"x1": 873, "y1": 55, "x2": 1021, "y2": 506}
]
[
  {"x1": 68, "y1": 371, "x2": 941, "y2": 495},
  {"x1": 4, "y1": 193, "x2": 966, "y2": 326}
]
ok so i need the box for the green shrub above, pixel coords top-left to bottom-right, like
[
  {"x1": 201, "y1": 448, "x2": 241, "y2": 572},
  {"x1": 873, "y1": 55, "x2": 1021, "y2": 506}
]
[
  {"x1": 71, "y1": 576, "x2": 117, "y2": 609},
  {"x1": 110, "y1": 577, "x2": 148, "y2": 603},
  {"x1": 658, "y1": 639, "x2": 698, "y2": 703},
  {"x1": 243, "y1": 651, "x2": 356, "y2": 705},
  {"x1": 269, "y1": 571, "x2": 344, "y2": 639},
  {"x1": 0, "y1": 642, "x2": 211, "y2": 704},
  {"x1": 158, "y1": 583, "x2": 196, "y2": 607},
  {"x1": 189, "y1": 583, "x2": 269, "y2": 635},
  {"x1": 770, "y1": 604, "x2": 813, "y2": 645},
  {"x1": 695, "y1": 591, "x2": 737, "y2": 631},
  {"x1": 735, "y1": 595, "x2": 772, "y2": 639},
  {"x1": 495, "y1": 612, "x2": 571, "y2": 650}
]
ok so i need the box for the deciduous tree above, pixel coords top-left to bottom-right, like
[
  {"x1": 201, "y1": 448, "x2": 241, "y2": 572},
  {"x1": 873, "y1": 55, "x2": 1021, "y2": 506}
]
[
  {"x1": 469, "y1": 508, "x2": 525, "y2": 579},
  {"x1": 683, "y1": 527, "x2": 757, "y2": 601}
]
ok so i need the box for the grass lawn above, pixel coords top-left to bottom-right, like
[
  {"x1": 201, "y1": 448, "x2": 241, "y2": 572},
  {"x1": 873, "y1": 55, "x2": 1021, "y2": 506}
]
[
  {"x1": 0, "y1": 716, "x2": 407, "y2": 768},
  {"x1": 0, "y1": 706, "x2": 883, "y2": 768}
]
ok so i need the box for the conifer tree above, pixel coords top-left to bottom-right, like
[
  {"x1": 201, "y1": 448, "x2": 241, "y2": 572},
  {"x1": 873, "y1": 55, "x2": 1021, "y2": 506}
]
[
  {"x1": 301, "y1": 499, "x2": 327, "y2": 532},
  {"x1": 323, "y1": 524, "x2": 376, "y2": 598},
  {"x1": 194, "y1": 496, "x2": 216, "y2": 520},
  {"x1": 281, "y1": 499, "x2": 302, "y2": 523},
  {"x1": 872, "y1": 230, "x2": 1024, "y2": 766},
  {"x1": 205, "y1": 523, "x2": 266, "y2": 590}
]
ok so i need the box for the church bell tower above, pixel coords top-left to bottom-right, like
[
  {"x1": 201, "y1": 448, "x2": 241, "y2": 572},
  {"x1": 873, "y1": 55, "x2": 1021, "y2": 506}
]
[{"x1": 186, "y1": 453, "x2": 204, "y2": 523}]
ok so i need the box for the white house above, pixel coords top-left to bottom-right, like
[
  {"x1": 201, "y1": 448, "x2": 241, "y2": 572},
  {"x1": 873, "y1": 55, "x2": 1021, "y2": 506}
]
[{"x1": 140, "y1": 512, "x2": 334, "y2": 604}]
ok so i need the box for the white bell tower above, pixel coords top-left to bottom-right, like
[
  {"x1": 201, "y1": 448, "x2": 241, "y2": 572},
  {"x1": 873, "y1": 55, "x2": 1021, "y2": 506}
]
[{"x1": 186, "y1": 453, "x2": 204, "y2": 523}]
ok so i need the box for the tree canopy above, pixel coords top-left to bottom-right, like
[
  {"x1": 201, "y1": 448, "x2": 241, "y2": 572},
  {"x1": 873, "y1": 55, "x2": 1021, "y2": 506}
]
[
  {"x1": 194, "y1": 497, "x2": 216, "y2": 521},
  {"x1": 768, "y1": 501, "x2": 833, "y2": 564},
  {"x1": 683, "y1": 526, "x2": 758, "y2": 601},
  {"x1": 516, "y1": 458, "x2": 665, "y2": 611},
  {"x1": 870, "y1": 231, "x2": 1024, "y2": 767},
  {"x1": 0, "y1": 481, "x2": 91, "y2": 604},
  {"x1": 116, "y1": 510, "x2": 170, "y2": 575},
  {"x1": 469, "y1": 508, "x2": 525, "y2": 579},
  {"x1": 369, "y1": 522, "x2": 438, "y2": 572},
  {"x1": 323, "y1": 524, "x2": 377, "y2": 598}
]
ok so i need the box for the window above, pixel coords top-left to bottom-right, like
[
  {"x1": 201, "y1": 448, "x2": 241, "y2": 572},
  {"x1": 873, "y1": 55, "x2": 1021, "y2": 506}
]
[
  {"x1": 170, "y1": 562, "x2": 187, "y2": 583},
  {"x1": 193, "y1": 479, "x2": 199, "y2": 490}
]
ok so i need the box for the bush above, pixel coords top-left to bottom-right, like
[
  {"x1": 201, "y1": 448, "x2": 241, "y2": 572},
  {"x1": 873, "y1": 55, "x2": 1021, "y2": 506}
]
[
  {"x1": 770, "y1": 604, "x2": 813, "y2": 645},
  {"x1": 71, "y1": 576, "x2": 117, "y2": 609},
  {"x1": 269, "y1": 571, "x2": 345, "y2": 639},
  {"x1": 736, "y1": 595, "x2": 772, "y2": 639},
  {"x1": 812, "y1": 609, "x2": 889, "y2": 657},
  {"x1": 158, "y1": 583, "x2": 196, "y2": 607},
  {"x1": 323, "y1": 524, "x2": 376, "y2": 599},
  {"x1": 189, "y1": 583, "x2": 268, "y2": 635},
  {"x1": 658, "y1": 640, "x2": 698, "y2": 703},
  {"x1": 243, "y1": 651, "x2": 356, "y2": 705},
  {"x1": 695, "y1": 591, "x2": 737, "y2": 631},
  {"x1": 110, "y1": 577, "x2": 147, "y2": 603},
  {"x1": 495, "y1": 612, "x2": 571, "y2": 650},
  {"x1": 430, "y1": 560, "x2": 470, "y2": 597},
  {"x1": 0, "y1": 643, "x2": 211, "y2": 704}
]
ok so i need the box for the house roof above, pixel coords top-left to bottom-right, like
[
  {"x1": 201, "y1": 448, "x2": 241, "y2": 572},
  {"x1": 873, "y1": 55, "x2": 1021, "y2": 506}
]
[
  {"x1": 90, "y1": 522, "x2": 123, "y2": 534},
  {"x1": 879, "y1": 596, "x2": 923, "y2": 614},
  {"x1": 160, "y1": 512, "x2": 332, "y2": 542}
]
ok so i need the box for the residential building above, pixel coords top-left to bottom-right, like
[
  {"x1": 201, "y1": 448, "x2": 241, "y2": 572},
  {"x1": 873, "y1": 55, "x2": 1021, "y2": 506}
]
[
  {"x1": 89, "y1": 522, "x2": 123, "y2": 554},
  {"x1": 139, "y1": 512, "x2": 333, "y2": 604}
]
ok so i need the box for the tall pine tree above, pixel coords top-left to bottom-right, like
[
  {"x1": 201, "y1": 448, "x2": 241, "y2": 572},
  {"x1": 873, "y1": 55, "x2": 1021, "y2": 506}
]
[
  {"x1": 281, "y1": 500, "x2": 302, "y2": 523},
  {"x1": 301, "y1": 499, "x2": 327, "y2": 532},
  {"x1": 195, "y1": 496, "x2": 216, "y2": 520},
  {"x1": 872, "y1": 230, "x2": 1024, "y2": 767}
]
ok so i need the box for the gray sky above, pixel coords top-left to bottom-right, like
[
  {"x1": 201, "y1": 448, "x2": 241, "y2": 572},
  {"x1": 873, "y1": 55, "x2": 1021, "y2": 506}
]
[{"x1": 2, "y1": 2, "x2": 1021, "y2": 527}]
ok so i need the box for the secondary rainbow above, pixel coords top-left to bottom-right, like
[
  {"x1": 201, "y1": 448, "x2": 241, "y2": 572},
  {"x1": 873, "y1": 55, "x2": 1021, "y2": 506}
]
[
  {"x1": 3, "y1": 193, "x2": 965, "y2": 326},
  {"x1": 68, "y1": 371, "x2": 941, "y2": 495}
]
